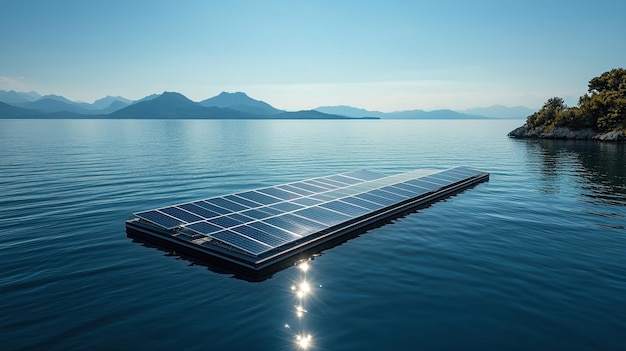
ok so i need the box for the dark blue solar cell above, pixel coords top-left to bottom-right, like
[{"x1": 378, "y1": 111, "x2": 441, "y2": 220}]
[
  {"x1": 208, "y1": 215, "x2": 243, "y2": 229},
  {"x1": 206, "y1": 197, "x2": 249, "y2": 212},
  {"x1": 441, "y1": 171, "x2": 471, "y2": 182},
  {"x1": 240, "y1": 209, "x2": 273, "y2": 220},
  {"x1": 179, "y1": 203, "x2": 221, "y2": 219},
  {"x1": 257, "y1": 187, "x2": 301, "y2": 200},
  {"x1": 306, "y1": 179, "x2": 336, "y2": 189},
  {"x1": 237, "y1": 191, "x2": 282, "y2": 205},
  {"x1": 379, "y1": 186, "x2": 415, "y2": 199},
  {"x1": 326, "y1": 174, "x2": 362, "y2": 185},
  {"x1": 291, "y1": 197, "x2": 322, "y2": 207},
  {"x1": 321, "y1": 200, "x2": 370, "y2": 217},
  {"x1": 193, "y1": 201, "x2": 231, "y2": 215},
  {"x1": 269, "y1": 201, "x2": 303, "y2": 213},
  {"x1": 227, "y1": 212, "x2": 254, "y2": 224},
  {"x1": 369, "y1": 189, "x2": 405, "y2": 202},
  {"x1": 277, "y1": 184, "x2": 314, "y2": 196},
  {"x1": 447, "y1": 167, "x2": 478, "y2": 177},
  {"x1": 311, "y1": 193, "x2": 337, "y2": 202},
  {"x1": 293, "y1": 206, "x2": 351, "y2": 226},
  {"x1": 232, "y1": 225, "x2": 288, "y2": 248},
  {"x1": 280, "y1": 213, "x2": 329, "y2": 231},
  {"x1": 261, "y1": 216, "x2": 305, "y2": 235},
  {"x1": 211, "y1": 230, "x2": 271, "y2": 255},
  {"x1": 312, "y1": 177, "x2": 346, "y2": 188},
  {"x1": 259, "y1": 206, "x2": 282, "y2": 215},
  {"x1": 341, "y1": 196, "x2": 384, "y2": 210},
  {"x1": 224, "y1": 194, "x2": 263, "y2": 208},
  {"x1": 185, "y1": 221, "x2": 223, "y2": 235},
  {"x1": 248, "y1": 221, "x2": 300, "y2": 241},
  {"x1": 263, "y1": 215, "x2": 322, "y2": 236},
  {"x1": 160, "y1": 206, "x2": 204, "y2": 223},
  {"x1": 356, "y1": 192, "x2": 395, "y2": 206},
  {"x1": 323, "y1": 188, "x2": 357, "y2": 198},
  {"x1": 393, "y1": 182, "x2": 429, "y2": 196},
  {"x1": 428, "y1": 172, "x2": 462, "y2": 183},
  {"x1": 135, "y1": 210, "x2": 184, "y2": 229},
  {"x1": 405, "y1": 179, "x2": 440, "y2": 191},
  {"x1": 342, "y1": 170, "x2": 386, "y2": 181},
  {"x1": 418, "y1": 176, "x2": 449, "y2": 186},
  {"x1": 290, "y1": 182, "x2": 327, "y2": 193}
]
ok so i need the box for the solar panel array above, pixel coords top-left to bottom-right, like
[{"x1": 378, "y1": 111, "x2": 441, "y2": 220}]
[{"x1": 135, "y1": 167, "x2": 482, "y2": 256}]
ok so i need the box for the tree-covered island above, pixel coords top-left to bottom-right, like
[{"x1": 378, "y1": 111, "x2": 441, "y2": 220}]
[{"x1": 509, "y1": 68, "x2": 626, "y2": 142}]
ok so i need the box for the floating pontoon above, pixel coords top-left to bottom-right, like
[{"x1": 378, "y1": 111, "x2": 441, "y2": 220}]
[{"x1": 126, "y1": 166, "x2": 489, "y2": 277}]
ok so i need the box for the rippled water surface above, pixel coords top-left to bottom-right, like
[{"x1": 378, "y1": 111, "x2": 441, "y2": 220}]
[{"x1": 1, "y1": 119, "x2": 625, "y2": 350}]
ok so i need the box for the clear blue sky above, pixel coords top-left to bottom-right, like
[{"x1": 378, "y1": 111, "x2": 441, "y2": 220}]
[{"x1": 1, "y1": 0, "x2": 625, "y2": 111}]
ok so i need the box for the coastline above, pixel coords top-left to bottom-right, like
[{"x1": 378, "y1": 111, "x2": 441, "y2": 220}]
[{"x1": 508, "y1": 126, "x2": 625, "y2": 142}]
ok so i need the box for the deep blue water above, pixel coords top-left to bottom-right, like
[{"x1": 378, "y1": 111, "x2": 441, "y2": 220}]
[{"x1": 1, "y1": 119, "x2": 625, "y2": 350}]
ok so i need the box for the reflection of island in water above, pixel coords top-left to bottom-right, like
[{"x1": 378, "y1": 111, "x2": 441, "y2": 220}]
[{"x1": 521, "y1": 139, "x2": 625, "y2": 206}]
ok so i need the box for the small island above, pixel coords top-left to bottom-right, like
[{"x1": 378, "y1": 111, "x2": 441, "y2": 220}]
[{"x1": 508, "y1": 68, "x2": 626, "y2": 142}]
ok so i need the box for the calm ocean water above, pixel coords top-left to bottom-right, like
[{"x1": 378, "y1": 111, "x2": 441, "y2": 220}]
[{"x1": 1, "y1": 119, "x2": 624, "y2": 350}]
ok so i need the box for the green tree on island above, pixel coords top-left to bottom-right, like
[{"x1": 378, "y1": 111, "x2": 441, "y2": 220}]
[{"x1": 526, "y1": 68, "x2": 626, "y2": 133}]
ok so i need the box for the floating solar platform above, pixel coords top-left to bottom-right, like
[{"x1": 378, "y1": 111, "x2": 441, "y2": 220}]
[{"x1": 126, "y1": 166, "x2": 489, "y2": 276}]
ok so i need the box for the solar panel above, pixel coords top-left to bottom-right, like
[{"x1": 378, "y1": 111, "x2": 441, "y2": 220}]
[
  {"x1": 257, "y1": 187, "x2": 301, "y2": 201},
  {"x1": 211, "y1": 230, "x2": 271, "y2": 256},
  {"x1": 240, "y1": 209, "x2": 272, "y2": 220},
  {"x1": 356, "y1": 192, "x2": 396, "y2": 206},
  {"x1": 293, "y1": 207, "x2": 351, "y2": 226},
  {"x1": 227, "y1": 212, "x2": 254, "y2": 224},
  {"x1": 391, "y1": 182, "x2": 429, "y2": 196},
  {"x1": 135, "y1": 210, "x2": 184, "y2": 229},
  {"x1": 160, "y1": 206, "x2": 204, "y2": 223},
  {"x1": 326, "y1": 174, "x2": 362, "y2": 185},
  {"x1": 306, "y1": 179, "x2": 336, "y2": 189},
  {"x1": 237, "y1": 191, "x2": 282, "y2": 205},
  {"x1": 432, "y1": 171, "x2": 465, "y2": 182},
  {"x1": 418, "y1": 176, "x2": 450, "y2": 187},
  {"x1": 342, "y1": 170, "x2": 386, "y2": 181},
  {"x1": 372, "y1": 188, "x2": 407, "y2": 202},
  {"x1": 269, "y1": 201, "x2": 303, "y2": 213},
  {"x1": 320, "y1": 200, "x2": 370, "y2": 217},
  {"x1": 276, "y1": 184, "x2": 315, "y2": 196},
  {"x1": 291, "y1": 197, "x2": 322, "y2": 207},
  {"x1": 206, "y1": 197, "x2": 249, "y2": 212},
  {"x1": 248, "y1": 220, "x2": 301, "y2": 240},
  {"x1": 186, "y1": 221, "x2": 223, "y2": 235},
  {"x1": 289, "y1": 181, "x2": 327, "y2": 193},
  {"x1": 262, "y1": 215, "x2": 318, "y2": 236},
  {"x1": 224, "y1": 194, "x2": 263, "y2": 208},
  {"x1": 341, "y1": 196, "x2": 385, "y2": 210},
  {"x1": 378, "y1": 186, "x2": 417, "y2": 199},
  {"x1": 179, "y1": 203, "x2": 221, "y2": 219},
  {"x1": 405, "y1": 179, "x2": 440, "y2": 191},
  {"x1": 207, "y1": 215, "x2": 243, "y2": 229},
  {"x1": 310, "y1": 193, "x2": 338, "y2": 202},
  {"x1": 232, "y1": 225, "x2": 289, "y2": 248},
  {"x1": 193, "y1": 201, "x2": 231, "y2": 215},
  {"x1": 131, "y1": 167, "x2": 488, "y2": 258},
  {"x1": 312, "y1": 177, "x2": 348, "y2": 188}
]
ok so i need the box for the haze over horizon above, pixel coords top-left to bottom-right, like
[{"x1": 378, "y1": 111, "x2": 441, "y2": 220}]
[{"x1": 1, "y1": 0, "x2": 625, "y2": 112}]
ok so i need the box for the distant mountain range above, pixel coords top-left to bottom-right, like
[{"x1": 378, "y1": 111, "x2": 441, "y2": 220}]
[
  {"x1": 0, "y1": 89, "x2": 534, "y2": 119},
  {"x1": 460, "y1": 105, "x2": 536, "y2": 119},
  {"x1": 314, "y1": 106, "x2": 486, "y2": 119},
  {"x1": 314, "y1": 104, "x2": 534, "y2": 119},
  {"x1": 0, "y1": 90, "x2": 364, "y2": 120}
]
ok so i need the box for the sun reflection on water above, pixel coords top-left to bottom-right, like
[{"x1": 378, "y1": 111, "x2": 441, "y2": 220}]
[{"x1": 285, "y1": 259, "x2": 317, "y2": 350}]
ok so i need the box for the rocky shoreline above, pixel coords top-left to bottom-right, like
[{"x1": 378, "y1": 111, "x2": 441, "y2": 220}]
[{"x1": 508, "y1": 126, "x2": 625, "y2": 142}]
